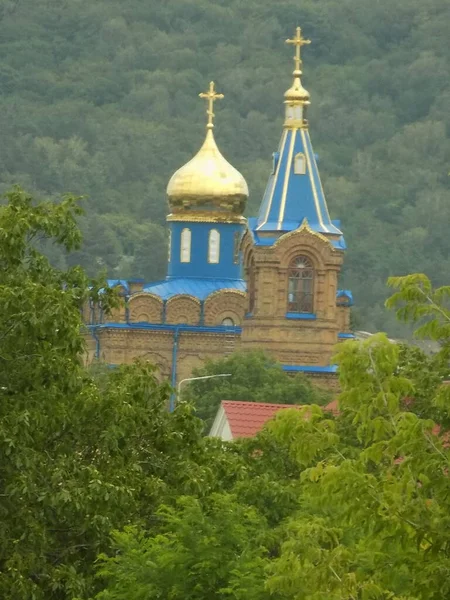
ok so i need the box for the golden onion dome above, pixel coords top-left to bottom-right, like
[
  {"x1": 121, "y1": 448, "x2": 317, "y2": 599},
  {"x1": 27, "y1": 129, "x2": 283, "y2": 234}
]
[
  {"x1": 284, "y1": 27, "x2": 311, "y2": 104},
  {"x1": 167, "y1": 81, "x2": 248, "y2": 215},
  {"x1": 284, "y1": 74, "x2": 310, "y2": 103}
]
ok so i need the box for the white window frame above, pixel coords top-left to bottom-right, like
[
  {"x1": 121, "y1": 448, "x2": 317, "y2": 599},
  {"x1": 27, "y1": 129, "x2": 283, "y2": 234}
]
[
  {"x1": 294, "y1": 152, "x2": 306, "y2": 175},
  {"x1": 208, "y1": 229, "x2": 220, "y2": 264},
  {"x1": 180, "y1": 228, "x2": 191, "y2": 263}
]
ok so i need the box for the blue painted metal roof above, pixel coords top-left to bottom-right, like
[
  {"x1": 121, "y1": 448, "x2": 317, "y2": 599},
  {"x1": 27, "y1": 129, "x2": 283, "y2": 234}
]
[
  {"x1": 107, "y1": 279, "x2": 130, "y2": 292},
  {"x1": 255, "y1": 127, "x2": 342, "y2": 236},
  {"x1": 142, "y1": 277, "x2": 246, "y2": 301}
]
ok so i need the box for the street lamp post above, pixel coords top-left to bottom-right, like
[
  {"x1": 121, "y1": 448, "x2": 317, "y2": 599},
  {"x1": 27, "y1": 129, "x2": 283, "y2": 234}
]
[
  {"x1": 177, "y1": 373, "x2": 232, "y2": 396},
  {"x1": 171, "y1": 373, "x2": 232, "y2": 411}
]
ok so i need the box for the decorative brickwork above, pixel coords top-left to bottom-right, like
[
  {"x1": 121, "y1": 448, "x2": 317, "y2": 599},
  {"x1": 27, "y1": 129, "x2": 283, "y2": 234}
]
[
  {"x1": 165, "y1": 295, "x2": 201, "y2": 325},
  {"x1": 240, "y1": 224, "x2": 345, "y2": 370},
  {"x1": 204, "y1": 290, "x2": 247, "y2": 326},
  {"x1": 128, "y1": 293, "x2": 163, "y2": 323}
]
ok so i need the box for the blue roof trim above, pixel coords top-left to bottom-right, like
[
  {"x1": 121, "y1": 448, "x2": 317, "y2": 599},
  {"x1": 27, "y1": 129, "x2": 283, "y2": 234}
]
[
  {"x1": 331, "y1": 236, "x2": 347, "y2": 251},
  {"x1": 336, "y1": 289, "x2": 354, "y2": 306},
  {"x1": 282, "y1": 364, "x2": 338, "y2": 374},
  {"x1": 286, "y1": 312, "x2": 317, "y2": 320},
  {"x1": 142, "y1": 277, "x2": 246, "y2": 301},
  {"x1": 338, "y1": 333, "x2": 356, "y2": 339},
  {"x1": 107, "y1": 279, "x2": 130, "y2": 292},
  {"x1": 92, "y1": 323, "x2": 243, "y2": 335}
]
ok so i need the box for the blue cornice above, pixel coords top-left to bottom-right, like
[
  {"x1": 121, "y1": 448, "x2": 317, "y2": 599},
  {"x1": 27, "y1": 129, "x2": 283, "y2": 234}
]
[
  {"x1": 90, "y1": 323, "x2": 243, "y2": 335},
  {"x1": 282, "y1": 364, "x2": 338, "y2": 373}
]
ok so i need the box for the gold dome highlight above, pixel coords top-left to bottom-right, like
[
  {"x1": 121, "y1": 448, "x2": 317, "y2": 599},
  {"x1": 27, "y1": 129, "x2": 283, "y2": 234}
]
[
  {"x1": 167, "y1": 82, "x2": 248, "y2": 215},
  {"x1": 284, "y1": 27, "x2": 311, "y2": 104}
]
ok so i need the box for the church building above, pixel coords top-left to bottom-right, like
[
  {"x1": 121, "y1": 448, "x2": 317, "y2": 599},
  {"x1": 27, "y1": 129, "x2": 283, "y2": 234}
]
[{"x1": 85, "y1": 28, "x2": 354, "y2": 390}]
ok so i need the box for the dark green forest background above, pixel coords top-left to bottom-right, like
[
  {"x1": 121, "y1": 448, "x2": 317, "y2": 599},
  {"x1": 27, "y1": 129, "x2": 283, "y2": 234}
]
[{"x1": 0, "y1": 0, "x2": 448, "y2": 334}]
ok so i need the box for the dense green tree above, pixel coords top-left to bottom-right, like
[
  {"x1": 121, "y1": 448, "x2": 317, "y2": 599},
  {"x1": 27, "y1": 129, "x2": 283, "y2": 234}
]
[
  {"x1": 95, "y1": 494, "x2": 272, "y2": 600},
  {"x1": 95, "y1": 273, "x2": 450, "y2": 600},
  {"x1": 0, "y1": 0, "x2": 448, "y2": 333},
  {"x1": 0, "y1": 188, "x2": 216, "y2": 599},
  {"x1": 182, "y1": 350, "x2": 329, "y2": 430}
]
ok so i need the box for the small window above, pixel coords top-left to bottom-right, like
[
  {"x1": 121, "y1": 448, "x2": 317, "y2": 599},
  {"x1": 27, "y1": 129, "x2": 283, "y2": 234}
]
[
  {"x1": 233, "y1": 231, "x2": 241, "y2": 264},
  {"x1": 208, "y1": 229, "x2": 220, "y2": 264},
  {"x1": 287, "y1": 255, "x2": 314, "y2": 313},
  {"x1": 294, "y1": 152, "x2": 306, "y2": 175},
  {"x1": 222, "y1": 317, "x2": 234, "y2": 326},
  {"x1": 180, "y1": 228, "x2": 191, "y2": 263},
  {"x1": 285, "y1": 105, "x2": 294, "y2": 121},
  {"x1": 167, "y1": 230, "x2": 172, "y2": 262}
]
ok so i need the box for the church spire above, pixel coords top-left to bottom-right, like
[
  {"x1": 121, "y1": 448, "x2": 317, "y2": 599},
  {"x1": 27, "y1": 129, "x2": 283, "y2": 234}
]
[
  {"x1": 255, "y1": 28, "x2": 342, "y2": 236},
  {"x1": 284, "y1": 27, "x2": 311, "y2": 127}
]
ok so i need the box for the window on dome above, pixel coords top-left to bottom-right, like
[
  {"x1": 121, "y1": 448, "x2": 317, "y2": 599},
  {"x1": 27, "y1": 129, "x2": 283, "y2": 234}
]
[
  {"x1": 233, "y1": 231, "x2": 241, "y2": 264},
  {"x1": 180, "y1": 228, "x2": 191, "y2": 263},
  {"x1": 168, "y1": 230, "x2": 172, "y2": 261},
  {"x1": 285, "y1": 105, "x2": 294, "y2": 120},
  {"x1": 222, "y1": 317, "x2": 234, "y2": 326},
  {"x1": 208, "y1": 229, "x2": 220, "y2": 264},
  {"x1": 294, "y1": 152, "x2": 306, "y2": 175},
  {"x1": 287, "y1": 255, "x2": 314, "y2": 313}
]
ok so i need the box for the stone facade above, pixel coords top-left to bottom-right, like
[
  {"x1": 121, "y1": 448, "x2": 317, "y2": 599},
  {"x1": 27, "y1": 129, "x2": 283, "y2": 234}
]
[{"x1": 240, "y1": 222, "x2": 348, "y2": 369}]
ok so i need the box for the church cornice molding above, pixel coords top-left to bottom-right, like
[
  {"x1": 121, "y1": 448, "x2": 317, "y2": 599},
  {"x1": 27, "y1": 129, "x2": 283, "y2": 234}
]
[
  {"x1": 274, "y1": 218, "x2": 334, "y2": 251},
  {"x1": 128, "y1": 292, "x2": 164, "y2": 303},
  {"x1": 166, "y1": 294, "x2": 202, "y2": 306},
  {"x1": 167, "y1": 212, "x2": 247, "y2": 224},
  {"x1": 204, "y1": 289, "x2": 247, "y2": 302}
]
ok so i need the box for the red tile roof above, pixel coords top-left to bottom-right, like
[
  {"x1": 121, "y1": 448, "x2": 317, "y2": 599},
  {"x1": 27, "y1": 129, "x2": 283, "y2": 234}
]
[{"x1": 221, "y1": 401, "x2": 302, "y2": 439}]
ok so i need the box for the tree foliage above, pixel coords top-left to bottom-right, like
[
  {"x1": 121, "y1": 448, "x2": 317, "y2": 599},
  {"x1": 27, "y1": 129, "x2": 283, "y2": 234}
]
[
  {"x1": 182, "y1": 350, "x2": 329, "y2": 430},
  {"x1": 0, "y1": 0, "x2": 448, "y2": 333},
  {"x1": 0, "y1": 188, "x2": 213, "y2": 599},
  {"x1": 97, "y1": 276, "x2": 450, "y2": 600}
]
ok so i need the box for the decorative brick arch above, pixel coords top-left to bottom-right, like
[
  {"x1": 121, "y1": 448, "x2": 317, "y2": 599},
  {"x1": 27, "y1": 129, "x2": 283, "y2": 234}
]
[
  {"x1": 274, "y1": 225, "x2": 334, "y2": 270},
  {"x1": 166, "y1": 295, "x2": 201, "y2": 325},
  {"x1": 128, "y1": 293, "x2": 163, "y2": 323},
  {"x1": 204, "y1": 290, "x2": 247, "y2": 326}
]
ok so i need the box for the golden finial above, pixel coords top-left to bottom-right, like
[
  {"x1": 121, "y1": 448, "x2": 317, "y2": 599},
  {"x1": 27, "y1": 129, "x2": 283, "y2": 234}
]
[
  {"x1": 199, "y1": 81, "x2": 224, "y2": 130},
  {"x1": 286, "y1": 27, "x2": 311, "y2": 73}
]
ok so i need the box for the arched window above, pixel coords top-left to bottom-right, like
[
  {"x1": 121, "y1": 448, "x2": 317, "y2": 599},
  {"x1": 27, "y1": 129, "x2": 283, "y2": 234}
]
[
  {"x1": 287, "y1": 256, "x2": 314, "y2": 313},
  {"x1": 233, "y1": 231, "x2": 241, "y2": 264},
  {"x1": 294, "y1": 152, "x2": 306, "y2": 175},
  {"x1": 180, "y1": 228, "x2": 191, "y2": 263},
  {"x1": 208, "y1": 229, "x2": 220, "y2": 264},
  {"x1": 222, "y1": 317, "x2": 235, "y2": 326},
  {"x1": 167, "y1": 230, "x2": 172, "y2": 262}
]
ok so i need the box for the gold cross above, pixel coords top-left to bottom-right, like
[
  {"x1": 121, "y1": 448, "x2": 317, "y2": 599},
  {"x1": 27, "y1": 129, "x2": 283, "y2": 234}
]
[
  {"x1": 286, "y1": 27, "x2": 311, "y2": 72},
  {"x1": 199, "y1": 81, "x2": 224, "y2": 129}
]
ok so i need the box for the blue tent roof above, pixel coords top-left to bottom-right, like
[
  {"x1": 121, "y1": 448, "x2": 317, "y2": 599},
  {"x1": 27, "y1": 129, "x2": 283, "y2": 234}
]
[{"x1": 255, "y1": 128, "x2": 342, "y2": 236}]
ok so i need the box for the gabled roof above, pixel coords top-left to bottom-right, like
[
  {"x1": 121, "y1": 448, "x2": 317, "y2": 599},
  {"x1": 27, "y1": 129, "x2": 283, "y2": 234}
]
[{"x1": 210, "y1": 400, "x2": 303, "y2": 440}]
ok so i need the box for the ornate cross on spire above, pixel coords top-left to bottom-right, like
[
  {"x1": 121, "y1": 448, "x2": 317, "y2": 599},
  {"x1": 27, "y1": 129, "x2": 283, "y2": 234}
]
[
  {"x1": 199, "y1": 81, "x2": 224, "y2": 129},
  {"x1": 286, "y1": 27, "x2": 311, "y2": 73}
]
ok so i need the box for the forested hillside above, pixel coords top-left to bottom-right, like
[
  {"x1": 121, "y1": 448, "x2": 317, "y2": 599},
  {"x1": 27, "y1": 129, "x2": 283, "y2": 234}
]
[{"x1": 0, "y1": 0, "x2": 448, "y2": 334}]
